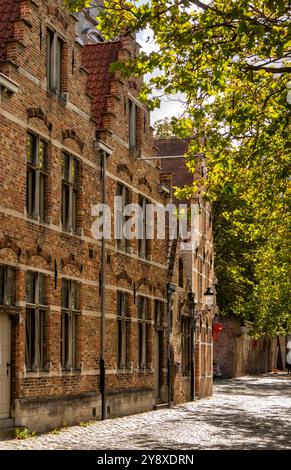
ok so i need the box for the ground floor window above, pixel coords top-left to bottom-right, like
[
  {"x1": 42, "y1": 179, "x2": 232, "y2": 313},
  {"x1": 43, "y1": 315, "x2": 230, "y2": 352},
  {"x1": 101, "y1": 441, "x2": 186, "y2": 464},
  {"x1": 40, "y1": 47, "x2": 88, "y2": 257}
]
[
  {"x1": 116, "y1": 291, "x2": 130, "y2": 368},
  {"x1": 181, "y1": 315, "x2": 191, "y2": 376}
]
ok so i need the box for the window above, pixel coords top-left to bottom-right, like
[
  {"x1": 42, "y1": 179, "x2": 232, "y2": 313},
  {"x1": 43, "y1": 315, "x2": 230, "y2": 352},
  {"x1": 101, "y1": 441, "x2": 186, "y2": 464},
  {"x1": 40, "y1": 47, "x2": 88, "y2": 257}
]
[
  {"x1": 138, "y1": 196, "x2": 150, "y2": 259},
  {"x1": 25, "y1": 272, "x2": 48, "y2": 371},
  {"x1": 154, "y1": 300, "x2": 164, "y2": 328},
  {"x1": 205, "y1": 262, "x2": 210, "y2": 288},
  {"x1": 47, "y1": 29, "x2": 63, "y2": 95},
  {"x1": 62, "y1": 153, "x2": 80, "y2": 233},
  {"x1": 203, "y1": 207, "x2": 207, "y2": 235},
  {"x1": 179, "y1": 258, "x2": 184, "y2": 288},
  {"x1": 61, "y1": 279, "x2": 80, "y2": 370},
  {"x1": 26, "y1": 133, "x2": 48, "y2": 222},
  {"x1": 129, "y1": 99, "x2": 137, "y2": 152},
  {"x1": 0, "y1": 265, "x2": 16, "y2": 306},
  {"x1": 198, "y1": 258, "x2": 203, "y2": 302},
  {"x1": 137, "y1": 296, "x2": 151, "y2": 369},
  {"x1": 201, "y1": 320, "x2": 206, "y2": 377},
  {"x1": 116, "y1": 292, "x2": 130, "y2": 369},
  {"x1": 181, "y1": 315, "x2": 191, "y2": 377},
  {"x1": 116, "y1": 183, "x2": 130, "y2": 251}
]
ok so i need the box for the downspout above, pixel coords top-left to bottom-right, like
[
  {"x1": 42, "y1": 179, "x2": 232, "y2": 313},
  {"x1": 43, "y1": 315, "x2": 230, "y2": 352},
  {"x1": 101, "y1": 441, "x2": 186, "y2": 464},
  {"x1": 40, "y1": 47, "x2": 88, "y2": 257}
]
[
  {"x1": 167, "y1": 290, "x2": 171, "y2": 408},
  {"x1": 192, "y1": 319, "x2": 197, "y2": 401},
  {"x1": 190, "y1": 318, "x2": 194, "y2": 401},
  {"x1": 94, "y1": 139, "x2": 113, "y2": 421},
  {"x1": 188, "y1": 288, "x2": 196, "y2": 402},
  {"x1": 100, "y1": 149, "x2": 106, "y2": 421},
  {"x1": 166, "y1": 282, "x2": 176, "y2": 407}
]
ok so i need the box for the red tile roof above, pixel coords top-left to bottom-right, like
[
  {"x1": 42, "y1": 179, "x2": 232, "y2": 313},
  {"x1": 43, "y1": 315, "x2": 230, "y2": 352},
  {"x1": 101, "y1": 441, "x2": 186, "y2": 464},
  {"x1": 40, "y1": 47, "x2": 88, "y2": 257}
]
[
  {"x1": 82, "y1": 41, "x2": 121, "y2": 128},
  {"x1": 155, "y1": 137, "x2": 191, "y2": 157},
  {"x1": 155, "y1": 137, "x2": 193, "y2": 189},
  {"x1": 0, "y1": 0, "x2": 20, "y2": 62}
]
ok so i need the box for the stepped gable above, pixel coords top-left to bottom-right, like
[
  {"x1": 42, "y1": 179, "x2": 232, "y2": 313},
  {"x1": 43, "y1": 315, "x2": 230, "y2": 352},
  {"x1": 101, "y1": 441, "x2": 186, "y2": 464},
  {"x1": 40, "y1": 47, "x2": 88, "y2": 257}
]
[{"x1": 82, "y1": 40, "x2": 121, "y2": 128}]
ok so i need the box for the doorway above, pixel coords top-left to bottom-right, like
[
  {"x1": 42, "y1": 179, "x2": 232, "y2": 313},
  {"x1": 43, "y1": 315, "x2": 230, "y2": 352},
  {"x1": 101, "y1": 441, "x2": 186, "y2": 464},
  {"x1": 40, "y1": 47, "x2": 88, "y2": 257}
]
[{"x1": 0, "y1": 315, "x2": 11, "y2": 419}]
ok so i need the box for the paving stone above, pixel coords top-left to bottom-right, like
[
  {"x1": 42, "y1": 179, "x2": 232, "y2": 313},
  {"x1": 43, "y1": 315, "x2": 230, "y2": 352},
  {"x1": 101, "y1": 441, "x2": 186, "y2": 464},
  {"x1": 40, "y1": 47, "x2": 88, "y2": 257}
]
[{"x1": 1, "y1": 375, "x2": 290, "y2": 450}]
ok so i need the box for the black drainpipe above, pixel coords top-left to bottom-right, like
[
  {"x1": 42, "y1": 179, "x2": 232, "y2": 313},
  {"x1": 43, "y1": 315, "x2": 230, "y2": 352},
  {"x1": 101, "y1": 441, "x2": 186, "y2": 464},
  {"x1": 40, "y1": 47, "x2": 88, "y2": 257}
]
[
  {"x1": 166, "y1": 282, "x2": 176, "y2": 407},
  {"x1": 100, "y1": 149, "x2": 107, "y2": 421}
]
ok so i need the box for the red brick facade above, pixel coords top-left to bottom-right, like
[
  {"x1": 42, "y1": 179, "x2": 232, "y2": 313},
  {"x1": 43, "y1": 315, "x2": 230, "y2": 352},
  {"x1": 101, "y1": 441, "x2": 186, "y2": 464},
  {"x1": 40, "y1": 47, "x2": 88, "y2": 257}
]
[
  {"x1": 0, "y1": 1, "x2": 215, "y2": 434},
  {"x1": 156, "y1": 137, "x2": 216, "y2": 399}
]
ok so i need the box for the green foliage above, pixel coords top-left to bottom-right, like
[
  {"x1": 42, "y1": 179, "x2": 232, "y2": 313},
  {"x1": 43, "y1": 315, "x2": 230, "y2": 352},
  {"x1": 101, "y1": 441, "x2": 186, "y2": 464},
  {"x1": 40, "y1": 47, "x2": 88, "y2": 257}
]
[
  {"x1": 15, "y1": 428, "x2": 37, "y2": 440},
  {"x1": 51, "y1": 428, "x2": 61, "y2": 435},
  {"x1": 154, "y1": 117, "x2": 176, "y2": 136},
  {"x1": 64, "y1": 0, "x2": 90, "y2": 12},
  {"x1": 67, "y1": 1, "x2": 291, "y2": 334},
  {"x1": 79, "y1": 420, "x2": 96, "y2": 427}
]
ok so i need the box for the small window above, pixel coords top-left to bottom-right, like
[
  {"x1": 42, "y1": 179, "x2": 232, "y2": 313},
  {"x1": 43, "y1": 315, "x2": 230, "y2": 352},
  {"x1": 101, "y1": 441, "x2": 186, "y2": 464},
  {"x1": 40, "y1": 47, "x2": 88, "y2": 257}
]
[
  {"x1": 201, "y1": 321, "x2": 206, "y2": 377},
  {"x1": 116, "y1": 291, "x2": 130, "y2": 369},
  {"x1": 26, "y1": 133, "x2": 48, "y2": 222},
  {"x1": 25, "y1": 271, "x2": 48, "y2": 371},
  {"x1": 116, "y1": 183, "x2": 130, "y2": 252},
  {"x1": 0, "y1": 265, "x2": 16, "y2": 306},
  {"x1": 198, "y1": 258, "x2": 203, "y2": 302},
  {"x1": 129, "y1": 99, "x2": 137, "y2": 152},
  {"x1": 154, "y1": 300, "x2": 164, "y2": 327},
  {"x1": 61, "y1": 153, "x2": 81, "y2": 233},
  {"x1": 137, "y1": 296, "x2": 151, "y2": 369},
  {"x1": 181, "y1": 315, "x2": 191, "y2": 377},
  {"x1": 138, "y1": 196, "x2": 150, "y2": 259},
  {"x1": 61, "y1": 279, "x2": 80, "y2": 370},
  {"x1": 203, "y1": 207, "x2": 207, "y2": 235},
  {"x1": 47, "y1": 30, "x2": 63, "y2": 95},
  {"x1": 205, "y1": 262, "x2": 210, "y2": 288},
  {"x1": 179, "y1": 258, "x2": 184, "y2": 288}
]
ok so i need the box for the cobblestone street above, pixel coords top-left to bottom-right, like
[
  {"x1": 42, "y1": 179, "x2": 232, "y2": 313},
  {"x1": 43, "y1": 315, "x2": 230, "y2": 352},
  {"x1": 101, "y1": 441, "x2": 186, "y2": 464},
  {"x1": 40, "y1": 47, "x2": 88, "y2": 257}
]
[{"x1": 1, "y1": 375, "x2": 290, "y2": 450}]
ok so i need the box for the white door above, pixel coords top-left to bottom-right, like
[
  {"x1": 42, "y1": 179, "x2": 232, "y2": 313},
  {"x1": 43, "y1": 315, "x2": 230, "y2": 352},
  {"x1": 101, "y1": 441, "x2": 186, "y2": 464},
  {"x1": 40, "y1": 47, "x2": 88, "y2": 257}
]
[{"x1": 0, "y1": 315, "x2": 11, "y2": 419}]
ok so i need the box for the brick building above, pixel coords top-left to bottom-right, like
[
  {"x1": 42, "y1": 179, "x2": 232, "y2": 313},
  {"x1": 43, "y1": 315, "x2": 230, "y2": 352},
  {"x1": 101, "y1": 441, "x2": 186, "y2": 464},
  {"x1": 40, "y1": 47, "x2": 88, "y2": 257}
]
[
  {"x1": 156, "y1": 137, "x2": 216, "y2": 399},
  {"x1": 0, "y1": 0, "x2": 215, "y2": 436}
]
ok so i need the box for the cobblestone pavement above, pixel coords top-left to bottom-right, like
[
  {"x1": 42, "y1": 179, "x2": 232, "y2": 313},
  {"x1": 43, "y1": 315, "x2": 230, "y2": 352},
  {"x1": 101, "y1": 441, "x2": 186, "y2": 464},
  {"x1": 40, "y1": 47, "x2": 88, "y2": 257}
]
[{"x1": 1, "y1": 375, "x2": 290, "y2": 450}]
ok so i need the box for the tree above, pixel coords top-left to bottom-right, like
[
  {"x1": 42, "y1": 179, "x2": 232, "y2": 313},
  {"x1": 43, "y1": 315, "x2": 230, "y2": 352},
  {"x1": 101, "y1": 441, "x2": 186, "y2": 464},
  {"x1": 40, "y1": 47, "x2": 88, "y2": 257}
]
[
  {"x1": 67, "y1": 1, "x2": 291, "y2": 334},
  {"x1": 154, "y1": 117, "x2": 176, "y2": 136}
]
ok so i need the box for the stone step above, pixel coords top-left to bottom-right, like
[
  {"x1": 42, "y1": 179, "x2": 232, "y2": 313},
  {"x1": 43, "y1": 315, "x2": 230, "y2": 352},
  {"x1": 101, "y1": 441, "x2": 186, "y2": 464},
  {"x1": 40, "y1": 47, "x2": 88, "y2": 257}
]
[{"x1": 154, "y1": 403, "x2": 169, "y2": 410}]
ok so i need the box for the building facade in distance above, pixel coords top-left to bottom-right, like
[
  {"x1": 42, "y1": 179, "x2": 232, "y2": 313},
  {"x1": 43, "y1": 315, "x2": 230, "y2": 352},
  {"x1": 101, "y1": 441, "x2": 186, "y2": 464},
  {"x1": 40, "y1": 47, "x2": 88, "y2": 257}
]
[{"x1": 156, "y1": 137, "x2": 216, "y2": 399}]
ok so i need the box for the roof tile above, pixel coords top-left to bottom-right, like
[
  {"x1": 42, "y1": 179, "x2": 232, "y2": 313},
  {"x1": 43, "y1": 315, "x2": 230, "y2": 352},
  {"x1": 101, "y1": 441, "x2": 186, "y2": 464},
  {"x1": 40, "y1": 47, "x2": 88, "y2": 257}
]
[
  {"x1": 81, "y1": 41, "x2": 120, "y2": 128},
  {"x1": 155, "y1": 137, "x2": 193, "y2": 188},
  {"x1": 0, "y1": 0, "x2": 20, "y2": 62}
]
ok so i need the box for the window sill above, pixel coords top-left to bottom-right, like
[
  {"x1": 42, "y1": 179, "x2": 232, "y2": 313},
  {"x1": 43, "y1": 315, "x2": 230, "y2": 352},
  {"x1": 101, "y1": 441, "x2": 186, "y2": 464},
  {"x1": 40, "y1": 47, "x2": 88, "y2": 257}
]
[
  {"x1": 25, "y1": 215, "x2": 50, "y2": 227},
  {"x1": 61, "y1": 227, "x2": 82, "y2": 238},
  {"x1": 46, "y1": 90, "x2": 68, "y2": 105},
  {"x1": 116, "y1": 368, "x2": 132, "y2": 374},
  {"x1": 0, "y1": 304, "x2": 18, "y2": 310},
  {"x1": 116, "y1": 247, "x2": 133, "y2": 256},
  {"x1": 137, "y1": 255, "x2": 152, "y2": 262},
  {"x1": 25, "y1": 369, "x2": 50, "y2": 377},
  {"x1": 61, "y1": 368, "x2": 82, "y2": 375},
  {"x1": 137, "y1": 367, "x2": 153, "y2": 374}
]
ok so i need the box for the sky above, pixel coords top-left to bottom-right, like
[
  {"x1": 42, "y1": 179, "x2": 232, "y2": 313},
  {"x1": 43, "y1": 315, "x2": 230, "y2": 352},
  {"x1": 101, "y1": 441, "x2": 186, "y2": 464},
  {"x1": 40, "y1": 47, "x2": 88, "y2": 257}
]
[{"x1": 136, "y1": 19, "x2": 185, "y2": 125}]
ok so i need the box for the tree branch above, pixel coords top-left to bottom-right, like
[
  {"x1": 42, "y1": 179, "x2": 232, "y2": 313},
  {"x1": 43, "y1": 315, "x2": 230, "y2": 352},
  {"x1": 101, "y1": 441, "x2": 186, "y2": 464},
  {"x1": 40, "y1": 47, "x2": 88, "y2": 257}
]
[
  {"x1": 245, "y1": 64, "x2": 291, "y2": 73},
  {"x1": 189, "y1": 0, "x2": 215, "y2": 12}
]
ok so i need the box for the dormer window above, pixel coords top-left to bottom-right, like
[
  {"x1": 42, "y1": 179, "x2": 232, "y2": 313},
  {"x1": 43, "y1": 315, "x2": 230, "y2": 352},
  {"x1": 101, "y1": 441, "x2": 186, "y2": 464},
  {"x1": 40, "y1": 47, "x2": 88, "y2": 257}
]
[{"x1": 46, "y1": 30, "x2": 63, "y2": 95}]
